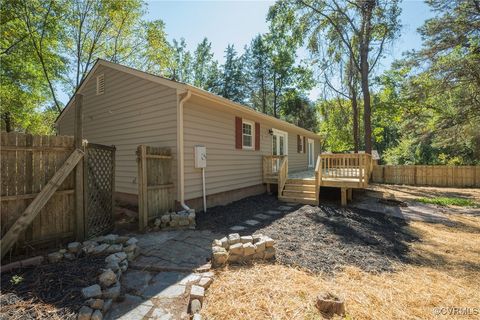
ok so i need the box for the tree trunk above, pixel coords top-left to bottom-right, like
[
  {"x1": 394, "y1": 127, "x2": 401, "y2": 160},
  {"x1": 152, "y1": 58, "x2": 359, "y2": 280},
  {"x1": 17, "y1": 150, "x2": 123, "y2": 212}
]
[
  {"x1": 352, "y1": 93, "x2": 359, "y2": 153},
  {"x1": 2, "y1": 112, "x2": 12, "y2": 132},
  {"x1": 360, "y1": 1, "x2": 375, "y2": 155}
]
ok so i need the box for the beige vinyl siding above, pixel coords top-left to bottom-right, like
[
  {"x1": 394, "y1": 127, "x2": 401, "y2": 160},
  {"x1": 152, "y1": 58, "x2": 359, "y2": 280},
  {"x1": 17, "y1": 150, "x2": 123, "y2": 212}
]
[
  {"x1": 56, "y1": 65, "x2": 178, "y2": 195},
  {"x1": 183, "y1": 97, "x2": 321, "y2": 200}
]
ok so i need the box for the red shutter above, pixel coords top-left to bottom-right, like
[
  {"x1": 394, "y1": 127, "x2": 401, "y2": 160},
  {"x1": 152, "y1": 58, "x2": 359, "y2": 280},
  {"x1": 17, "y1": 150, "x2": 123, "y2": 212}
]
[
  {"x1": 235, "y1": 116, "x2": 242, "y2": 149},
  {"x1": 255, "y1": 122, "x2": 260, "y2": 150},
  {"x1": 303, "y1": 137, "x2": 307, "y2": 153},
  {"x1": 297, "y1": 135, "x2": 301, "y2": 153}
]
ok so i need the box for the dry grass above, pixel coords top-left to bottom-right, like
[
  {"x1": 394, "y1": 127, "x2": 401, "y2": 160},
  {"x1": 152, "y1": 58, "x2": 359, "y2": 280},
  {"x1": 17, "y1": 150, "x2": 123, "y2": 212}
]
[{"x1": 203, "y1": 207, "x2": 480, "y2": 319}]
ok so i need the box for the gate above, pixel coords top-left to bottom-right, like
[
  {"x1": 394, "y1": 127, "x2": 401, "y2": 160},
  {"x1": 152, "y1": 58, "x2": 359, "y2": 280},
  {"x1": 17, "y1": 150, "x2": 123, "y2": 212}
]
[{"x1": 84, "y1": 143, "x2": 116, "y2": 238}]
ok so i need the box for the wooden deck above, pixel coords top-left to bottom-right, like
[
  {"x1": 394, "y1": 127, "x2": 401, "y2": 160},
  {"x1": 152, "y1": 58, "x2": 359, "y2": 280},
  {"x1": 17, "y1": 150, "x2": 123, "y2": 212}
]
[{"x1": 263, "y1": 153, "x2": 373, "y2": 206}]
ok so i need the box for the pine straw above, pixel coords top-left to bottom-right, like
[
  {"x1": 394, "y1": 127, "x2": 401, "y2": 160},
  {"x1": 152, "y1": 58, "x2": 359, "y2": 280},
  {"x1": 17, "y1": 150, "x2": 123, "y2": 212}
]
[{"x1": 203, "y1": 212, "x2": 480, "y2": 320}]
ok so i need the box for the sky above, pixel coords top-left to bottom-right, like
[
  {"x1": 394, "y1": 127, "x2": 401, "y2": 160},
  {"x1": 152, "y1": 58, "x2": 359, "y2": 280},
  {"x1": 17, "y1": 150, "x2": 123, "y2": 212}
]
[{"x1": 144, "y1": 0, "x2": 434, "y2": 100}]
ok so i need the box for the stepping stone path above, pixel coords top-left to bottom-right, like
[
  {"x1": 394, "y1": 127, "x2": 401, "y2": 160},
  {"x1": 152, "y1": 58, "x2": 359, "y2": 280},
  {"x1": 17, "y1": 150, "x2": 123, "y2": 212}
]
[
  {"x1": 266, "y1": 210, "x2": 282, "y2": 215},
  {"x1": 278, "y1": 206, "x2": 293, "y2": 211},
  {"x1": 253, "y1": 214, "x2": 270, "y2": 220},
  {"x1": 230, "y1": 225, "x2": 247, "y2": 231},
  {"x1": 244, "y1": 219, "x2": 260, "y2": 226}
]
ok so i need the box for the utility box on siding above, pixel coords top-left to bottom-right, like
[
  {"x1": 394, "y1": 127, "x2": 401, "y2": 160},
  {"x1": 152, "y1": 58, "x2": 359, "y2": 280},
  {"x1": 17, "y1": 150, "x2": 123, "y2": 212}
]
[{"x1": 194, "y1": 145, "x2": 207, "y2": 168}]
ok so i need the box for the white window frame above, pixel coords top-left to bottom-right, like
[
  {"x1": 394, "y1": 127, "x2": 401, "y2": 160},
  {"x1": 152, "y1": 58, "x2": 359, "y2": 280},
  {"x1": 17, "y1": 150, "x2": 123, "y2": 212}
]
[
  {"x1": 307, "y1": 138, "x2": 315, "y2": 168},
  {"x1": 96, "y1": 74, "x2": 105, "y2": 95},
  {"x1": 242, "y1": 119, "x2": 255, "y2": 150}
]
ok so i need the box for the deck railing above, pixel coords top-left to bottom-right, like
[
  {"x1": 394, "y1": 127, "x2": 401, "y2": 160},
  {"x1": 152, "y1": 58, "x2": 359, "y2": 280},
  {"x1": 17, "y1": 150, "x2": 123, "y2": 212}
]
[
  {"x1": 262, "y1": 155, "x2": 287, "y2": 183},
  {"x1": 319, "y1": 153, "x2": 372, "y2": 187},
  {"x1": 314, "y1": 155, "x2": 322, "y2": 205},
  {"x1": 277, "y1": 156, "x2": 288, "y2": 195}
]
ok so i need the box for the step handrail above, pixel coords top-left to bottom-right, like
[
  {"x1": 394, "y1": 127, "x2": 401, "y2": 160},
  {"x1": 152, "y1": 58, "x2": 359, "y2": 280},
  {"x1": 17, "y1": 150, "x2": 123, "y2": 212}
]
[
  {"x1": 314, "y1": 155, "x2": 321, "y2": 205},
  {"x1": 278, "y1": 156, "x2": 288, "y2": 195}
]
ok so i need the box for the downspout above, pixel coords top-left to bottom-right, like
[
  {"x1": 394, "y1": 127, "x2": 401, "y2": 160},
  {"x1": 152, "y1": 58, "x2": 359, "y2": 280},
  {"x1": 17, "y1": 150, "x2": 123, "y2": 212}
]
[{"x1": 178, "y1": 89, "x2": 192, "y2": 211}]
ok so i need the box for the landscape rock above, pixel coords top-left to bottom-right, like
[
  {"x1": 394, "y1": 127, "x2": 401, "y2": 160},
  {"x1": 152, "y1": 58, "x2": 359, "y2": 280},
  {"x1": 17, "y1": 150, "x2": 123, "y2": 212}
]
[
  {"x1": 59, "y1": 249, "x2": 67, "y2": 254},
  {"x1": 47, "y1": 252, "x2": 63, "y2": 263},
  {"x1": 82, "y1": 284, "x2": 102, "y2": 299},
  {"x1": 87, "y1": 298, "x2": 104, "y2": 310},
  {"x1": 99, "y1": 269, "x2": 117, "y2": 287},
  {"x1": 198, "y1": 277, "x2": 213, "y2": 289},
  {"x1": 105, "y1": 261, "x2": 120, "y2": 272},
  {"x1": 219, "y1": 237, "x2": 229, "y2": 249},
  {"x1": 67, "y1": 242, "x2": 82, "y2": 254},
  {"x1": 192, "y1": 314, "x2": 202, "y2": 320},
  {"x1": 93, "y1": 244, "x2": 109, "y2": 254},
  {"x1": 212, "y1": 246, "x2": 226, "y2": 254},
  {"x1": 115, "y1": 236, "x2": 130, "y2": 244},
  {"x1": 229, "y1": 243, "x2": 243, "y2": 255},
  {"x1": 243, "y1": 242, "x2": 255, "y2": 256},
  {"x1": 228, "y1": 254, "x2": 241, "y2": 263},
  {"x1": 240, "y1": 236, "x2": 253, "y2": 244},
  {"x1": 255, "y1": 240, "x2": 266, "y2": 253},
  {"x1": 212, "y1": 239, "x2": 222, "y2": 247},
  {"x1": 212, "y1": 251, "x2": 228, "y2": 266},
  {"x1": 252, "y1": 234, "x2": 264, "y2": 243},
  {"x1": 78, "y1": 306, "x2": 93, "y2": 320},
  {"x1": 119, "y1": 260, "x2": 128, "y2": 272},
  {"x1": 91, "y1": 309, "x2": 103, "y2": 320},
  {"x1": 106, "y1": 244, "x2": 123, "y2": 254},
  {"x1": 63, "y1": 253, "x2": 76, "y2": 261},
  {"x1": 102, "y1": 299, "x2": 112, "y2": 313},
  {"x1": 125, "y1": 237, "x2": 138, "y2": 246},
  {"x1": 190, "y1": 299, "x2": 202, "y2": 313},
  {"x1": 102, "y1": 282, "x2": 121, "y2": 300},
  {"x1": 190, "y1": 285, "x2": 205, "y2": 303},
  {"x1": 103, "y1": 234, "x2": 118, "y2": 244},
  {"x1": 105, "y1": 252, "x2": 127, "y2": 264},
  {"x1": 264, "y1": 237, "x2": 275, "y2": 248},
  {"x1": 228, "y1": 233, "x2": 241, "y2": 245}
]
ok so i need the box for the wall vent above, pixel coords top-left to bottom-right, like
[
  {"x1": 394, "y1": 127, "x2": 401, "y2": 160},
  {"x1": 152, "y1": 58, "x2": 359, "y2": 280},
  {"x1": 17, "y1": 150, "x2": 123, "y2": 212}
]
[{"x1": 96, "y1": 74, "x2": 105, "y2": 95}]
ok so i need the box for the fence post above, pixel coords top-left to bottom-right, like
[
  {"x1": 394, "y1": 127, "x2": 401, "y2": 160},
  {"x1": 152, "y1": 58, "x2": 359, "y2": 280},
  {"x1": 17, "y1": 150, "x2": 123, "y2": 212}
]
[
  {"x1": 74, "y1": 94, "x2": 85, "y2": 241},
  {"x1": 138, "y1": 145, "x2": 147, "y2": 231}
]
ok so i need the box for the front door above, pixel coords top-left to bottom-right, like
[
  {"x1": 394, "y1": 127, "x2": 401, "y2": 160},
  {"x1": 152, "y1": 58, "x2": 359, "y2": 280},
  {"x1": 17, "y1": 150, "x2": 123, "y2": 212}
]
[
  {"x1": 272, "y1": 129, "x2": 288, "y2": 172},
  {"x1": 307, "y1": 139, "x2": 314, "y2": 168}
]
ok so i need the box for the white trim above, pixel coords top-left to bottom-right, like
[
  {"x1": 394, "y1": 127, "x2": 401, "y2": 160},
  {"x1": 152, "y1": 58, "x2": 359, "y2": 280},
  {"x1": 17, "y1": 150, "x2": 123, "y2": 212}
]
[
  {"x1": 307, "y1": 138, "x2": 315, "y2": 168},
  {"x1": 241, "y1": 119, "x2": 255, "y2": 150}
]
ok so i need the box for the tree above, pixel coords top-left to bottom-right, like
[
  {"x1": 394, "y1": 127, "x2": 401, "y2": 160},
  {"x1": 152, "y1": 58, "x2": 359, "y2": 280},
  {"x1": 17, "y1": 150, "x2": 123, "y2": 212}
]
[
  {"x1": 269, "y1": 0, "x2": 401, "y2": 153},
  {"x1": 219, "y1": 44, "x2": 246, "y2": 103},
  {"x1": 193, "y1": 38, "x2": 216, "y2": 90},
  {"x1": 63, "y1": 0, "x2": 145, "y2": 94},
  {"x1": 143, "y1": 19, "x2": 172, "y2": 76},
  {"x1": 282, "y1": 90, "x2": 319, "y2": 132},
  {"x1": 168, "y1": 38, "x2": 193, "y2": 83},
  {"x1": 245, "y1": 34, "x2": 272, "y2": 113}
]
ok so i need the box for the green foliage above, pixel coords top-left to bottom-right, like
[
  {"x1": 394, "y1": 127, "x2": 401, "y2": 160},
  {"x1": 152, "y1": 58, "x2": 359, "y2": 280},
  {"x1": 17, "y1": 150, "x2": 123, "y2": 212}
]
[
  {"x1": 416, "y1": 197, "x2": 479, "y2": 208},
  {"x1": 220, "y1": 45, "x2": 246, "y2": 103},
  {"x1": 281, "y1": 90, "x2": 318, "y2": 132}
]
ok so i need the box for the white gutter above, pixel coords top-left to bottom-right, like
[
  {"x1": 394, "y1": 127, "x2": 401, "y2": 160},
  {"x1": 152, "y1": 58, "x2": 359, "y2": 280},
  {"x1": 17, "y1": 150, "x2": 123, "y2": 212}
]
[{"x1": 178, "y1": 90, "x2": 192, "y2": 211}]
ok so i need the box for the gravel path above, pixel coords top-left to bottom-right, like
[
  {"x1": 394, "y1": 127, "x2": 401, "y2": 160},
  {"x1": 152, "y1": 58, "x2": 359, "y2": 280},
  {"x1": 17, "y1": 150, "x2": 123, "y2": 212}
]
[{"x1": 197, "y1": 194, "x2": 418, "y2": 274}]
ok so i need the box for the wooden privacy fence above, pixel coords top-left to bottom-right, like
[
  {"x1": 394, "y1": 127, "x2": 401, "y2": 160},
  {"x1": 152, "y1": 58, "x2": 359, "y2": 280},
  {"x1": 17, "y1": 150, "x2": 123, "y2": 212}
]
[
  {"x1": 1, "y1": 132, "x2": 115, "y2": 258},
  {"x1": 371, "y1": 165, "x2": 480, "y2": 187},
  {"x1": 137, "y1": 145, "x2": 175, "y2": 231}
]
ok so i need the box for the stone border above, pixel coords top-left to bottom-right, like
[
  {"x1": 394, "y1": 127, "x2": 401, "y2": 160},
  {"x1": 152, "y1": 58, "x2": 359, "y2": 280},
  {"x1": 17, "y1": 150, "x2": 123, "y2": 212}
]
[
  {"x1": 187, "y1": 271, "x2": 214, "y2": 320},
  {"x1": 152, "y1": 209, "x2": 196, "y2": 231},
  {"x1": 211, "y1": 233, "x2": 276, "y2": 267},
  {"x1": 47, "y1": 234, "x2": 140, "y2": 320}
]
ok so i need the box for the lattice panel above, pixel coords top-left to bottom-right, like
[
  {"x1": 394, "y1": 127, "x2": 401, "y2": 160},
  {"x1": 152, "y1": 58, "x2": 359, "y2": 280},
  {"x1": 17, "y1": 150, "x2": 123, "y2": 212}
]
[{"x1": 85, "y1": 144, "x2": 115, "y2": 238}]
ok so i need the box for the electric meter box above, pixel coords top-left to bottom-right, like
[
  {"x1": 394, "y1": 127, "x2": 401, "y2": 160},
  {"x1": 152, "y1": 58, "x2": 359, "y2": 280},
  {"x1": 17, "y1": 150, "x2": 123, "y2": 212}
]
[{"x1": 194, "y1": 145, "x2": 207, "y2": 168}]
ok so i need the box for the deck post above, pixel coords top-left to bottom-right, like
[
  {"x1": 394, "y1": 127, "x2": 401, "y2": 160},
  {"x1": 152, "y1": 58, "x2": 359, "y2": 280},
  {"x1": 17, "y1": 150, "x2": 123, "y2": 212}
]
[
  {"x1": 347, "y1": 188, "x2": 352, "y2": 201},
  {"x1": 341, "y1": 187, "x2": 347, "y2": 206}
]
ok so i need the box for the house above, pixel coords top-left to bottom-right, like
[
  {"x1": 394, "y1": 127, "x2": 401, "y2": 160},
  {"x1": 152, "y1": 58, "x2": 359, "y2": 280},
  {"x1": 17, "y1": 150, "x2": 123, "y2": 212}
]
[{"x1": 56, "y1": 59, "x2": 321, "y2": 211}]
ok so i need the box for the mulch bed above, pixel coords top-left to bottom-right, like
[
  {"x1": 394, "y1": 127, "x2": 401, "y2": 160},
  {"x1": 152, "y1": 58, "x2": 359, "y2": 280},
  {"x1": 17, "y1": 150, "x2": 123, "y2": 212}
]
[
  {"x1": 0, "y1": 254, "x2": 106, "y2": 320},
  {"x1": 196, "y1": 193, "x2": 418, "y2": 274}
]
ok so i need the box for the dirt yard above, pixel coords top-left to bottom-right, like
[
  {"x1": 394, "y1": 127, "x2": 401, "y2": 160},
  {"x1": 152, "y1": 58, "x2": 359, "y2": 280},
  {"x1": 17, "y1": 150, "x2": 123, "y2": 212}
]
[{"x1": 200, "y1": 186, "x2": 480, "y2": 319}]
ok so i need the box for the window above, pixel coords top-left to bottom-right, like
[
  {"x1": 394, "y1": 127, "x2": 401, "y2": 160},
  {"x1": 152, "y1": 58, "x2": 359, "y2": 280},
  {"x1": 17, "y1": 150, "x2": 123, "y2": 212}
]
[
  {"x1": 96, "y1": 74, "x2": 104, "y2": 95},
  {"x1": 298, "y1": 135, "x2": 304, "y2": 153},
  {"x1": 242, "y1": 120, "x2": 254, "y2": 149}
]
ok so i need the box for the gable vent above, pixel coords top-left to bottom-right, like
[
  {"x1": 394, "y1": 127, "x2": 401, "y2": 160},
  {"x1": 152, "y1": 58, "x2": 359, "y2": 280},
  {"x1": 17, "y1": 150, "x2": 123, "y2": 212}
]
[{"x1": 96, "y1": 74, "x2": 105, "y2": 95}]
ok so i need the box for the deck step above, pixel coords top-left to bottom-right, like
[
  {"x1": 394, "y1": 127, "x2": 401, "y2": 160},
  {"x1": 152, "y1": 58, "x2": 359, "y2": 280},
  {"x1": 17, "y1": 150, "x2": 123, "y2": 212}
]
[
  {"x1": 286, "y1": 178, "x2": 316, "y2": 185},
  {"x1": 283, "y1": 184, "x2": 316, "y2": 191},
  {"x1": 278, "y1": 195, "x2": 317, "y2": 205},
  {"x1": 282, "y1": 190, "x2": 316, "y2": 197}
]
